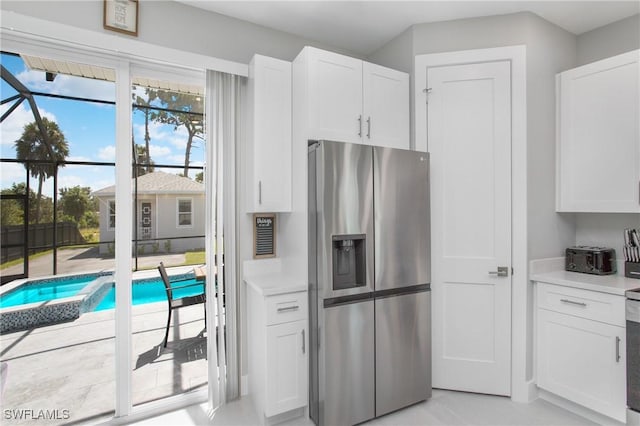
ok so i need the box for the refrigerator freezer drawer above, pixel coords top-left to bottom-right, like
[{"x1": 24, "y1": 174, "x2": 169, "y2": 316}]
[
  {"x1": 322, "y1": 299, "x2": 375, "y2": 426},
  {"x1": 375, "y1": 290, "x2": 432, "y2": 416}
]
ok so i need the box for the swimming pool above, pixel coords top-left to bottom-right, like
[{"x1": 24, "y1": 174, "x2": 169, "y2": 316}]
[
  {"x1": 0, "y1": 270, "x2": 203, "y2": 333},
  {"x1": 94, "y1": 277, "x2": 204, "y2": 311},
  {"x1": 0, "y1": 272, "x2": 113, "y2": 333},
  {"x1": 0, "y1": 274, "x2": 100, "y2": 308}
]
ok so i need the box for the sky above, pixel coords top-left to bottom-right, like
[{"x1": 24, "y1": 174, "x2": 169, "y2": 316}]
[{"x1": 0, "y1": 53, "x2": 205, "y2": 198}]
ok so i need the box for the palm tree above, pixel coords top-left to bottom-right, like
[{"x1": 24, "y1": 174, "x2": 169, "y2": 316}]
[{"x1": 14, "y1": 117, "x2": 69, "y2": 224}]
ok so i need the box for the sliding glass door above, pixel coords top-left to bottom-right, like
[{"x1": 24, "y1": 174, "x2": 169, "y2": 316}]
[{"x1": 0, "y1": 36, "x2": 232, "y2": 423}]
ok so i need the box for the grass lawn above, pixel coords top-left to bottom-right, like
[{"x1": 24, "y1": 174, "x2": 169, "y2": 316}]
[{"x1": 185, "y1": 250, "x2": 205, "y2": 265}]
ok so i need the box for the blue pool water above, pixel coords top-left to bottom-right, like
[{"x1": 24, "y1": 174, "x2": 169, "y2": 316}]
[
  {"x1": 0, "y1": 275, "x2": 99, "y2": 308},
  {"x1": 94, "y1": 278, "x2": 205, "y2": 311}
]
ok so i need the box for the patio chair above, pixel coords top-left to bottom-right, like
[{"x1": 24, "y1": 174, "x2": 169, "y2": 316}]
[{"x1": 158, "y1": 262, "x2": 206, "y2": 348}]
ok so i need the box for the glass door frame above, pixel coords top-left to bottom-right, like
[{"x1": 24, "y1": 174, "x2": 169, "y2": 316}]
[{"x1": 0, "y1": 18, "x2": 244, "y2": 422}]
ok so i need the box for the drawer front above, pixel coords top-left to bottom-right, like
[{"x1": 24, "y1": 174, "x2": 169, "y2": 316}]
[
  {"x1": 536, "y1": 282, "x2": 625, "y2": 327},
  {"x1": 266, "y1": 291, "x2": 307, "y2": 325}
]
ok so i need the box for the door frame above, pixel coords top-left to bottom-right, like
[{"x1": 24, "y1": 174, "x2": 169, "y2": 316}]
[
  {"x1": 415, "y1": 45, "x2": 530, "y2": 402},
  {"x1": 1, "y1": 12, "x2": 245, "y2": 422}
]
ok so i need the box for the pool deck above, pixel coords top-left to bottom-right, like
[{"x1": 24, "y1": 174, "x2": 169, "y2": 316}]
[{"x1": 0, "y1": 270, "x2": 209, "y2": 425}]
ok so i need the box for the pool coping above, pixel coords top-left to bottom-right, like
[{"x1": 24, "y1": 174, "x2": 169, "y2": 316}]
[
  {"x1": 0, "y1": 266, "x2": 202, "y2": 333},
  {"x1": 0, "y1": 270, "x2": 115, "y2": 333}
]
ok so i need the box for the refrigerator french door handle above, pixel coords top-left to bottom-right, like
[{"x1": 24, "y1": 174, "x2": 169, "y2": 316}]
[{"x1": 302, "y1": 329, "x2": 306, "y2": 354}]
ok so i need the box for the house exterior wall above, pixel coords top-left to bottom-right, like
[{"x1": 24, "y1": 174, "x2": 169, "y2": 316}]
[{"x1": 97, "y1": 194, "x2": 205, "y2": 254}]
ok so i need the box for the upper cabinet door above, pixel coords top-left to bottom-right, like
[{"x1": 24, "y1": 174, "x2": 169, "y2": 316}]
[
  {"x1": 247, "y1": 55, "x2": 292, "y2": 213},
  {"x1": 307, "y1": 48, "x2": 363, "y2": 144},
  {"x1": 556, "y1": 50, "x2": 640, "y2": 213},
  {"x1": 363, "y1": 62, "x2": 410, "y2": 149}
]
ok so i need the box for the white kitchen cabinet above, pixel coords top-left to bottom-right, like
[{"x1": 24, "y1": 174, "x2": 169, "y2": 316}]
[
  {"x1": 247, "y1": 281, "x2": 308, "y2": 424},
  {"x1": 246, "y1": 54, "x2": 292, "y2": 213},
  {"x1": 295, "y1": 46, "x2": 409, "y2": 149},
  {"x1": 535, "y1": 282, "x2": 627, "y2": 422},
  {"x1": 556, "y1": 49, "x2": 640, "y2": 213},
  {"x1": 265, "y1": 320, "x2": 307, "y2": 416}
]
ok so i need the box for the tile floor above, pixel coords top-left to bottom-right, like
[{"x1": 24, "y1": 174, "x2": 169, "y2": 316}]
[
  {"x1": 131, "y1": 389, "x2": 598, "y2": 426},
  {"x1": 1, "y1": 299, "x2": 207, "y2": 425}
]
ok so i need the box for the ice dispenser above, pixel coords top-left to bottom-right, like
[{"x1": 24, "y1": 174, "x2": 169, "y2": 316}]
[{"x1": 332, "y1": 234, "x2": 366, "y2": 290}]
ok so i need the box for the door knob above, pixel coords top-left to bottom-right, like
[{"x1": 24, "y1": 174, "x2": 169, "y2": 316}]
[{"x1": 488, "y1": 266, "x2": 509, "y2": 277}]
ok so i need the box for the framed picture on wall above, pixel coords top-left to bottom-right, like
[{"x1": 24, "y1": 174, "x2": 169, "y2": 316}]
[
  {"x1": 103, "y1": 0, "x2": 138, "y2": 36},
  {"x1": 253, "y1": 214, "x2": 276, "y2": 259}
]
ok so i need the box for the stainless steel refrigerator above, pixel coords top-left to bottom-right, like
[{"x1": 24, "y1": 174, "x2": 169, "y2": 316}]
[{"x1": 308, "y1": 140, "x2": 431, "y2": 426}]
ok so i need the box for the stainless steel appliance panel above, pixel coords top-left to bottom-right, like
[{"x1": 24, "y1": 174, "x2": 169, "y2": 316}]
[
  {"x1": 323, "y1": 300, "x2": 375, "y2": 426},
  {"x1": 374, "y1": 147, "x2": 430, "y2": 290},
  {"x1": 316, "y1": 141, "x2": 374, "y2": 299},
  {"x1": 627, "y1": 297, "x2": 640, "y2": 413},
  {"x1": 375, "y1": 290, "x2": 431, "y2": 416},
  {"x1": 308, "y1": 146, "x2": 319, "y2": 424}
]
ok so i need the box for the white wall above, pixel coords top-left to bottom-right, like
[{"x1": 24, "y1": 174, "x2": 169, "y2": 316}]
[
  {"x1": 0, "y1": 0, "x2": 360, "y2": 63},
  {"x1": 575, "y1": 214, "x2": 640, "y2": 259},
  {"x1": 576, "y1": 14, "x2": 640, "y2": 66}
]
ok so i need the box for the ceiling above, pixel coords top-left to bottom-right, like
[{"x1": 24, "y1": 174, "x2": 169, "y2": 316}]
[{"x1": 176, "y1": 1, "x2": 640, "y2": 56}]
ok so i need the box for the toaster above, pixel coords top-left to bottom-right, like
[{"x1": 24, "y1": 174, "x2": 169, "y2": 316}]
[{"x1": 565, "y1": 246, "x2": 616, "y2": 275}]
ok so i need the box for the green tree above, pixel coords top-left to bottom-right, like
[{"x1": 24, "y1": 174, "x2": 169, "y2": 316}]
[
  {"x1": 0, "y1": 183, "x2": 52, "y2": 226},
  {"x1": 195, "y1": 171, "x2": 203, "y2": 183},
  {"x1": 14, "y1": 118, "x2": 69, "y2": 224},
  {"x1": 58, "y1": 186, "x2": 93, "y2": 223},
  {"x1": 149, "y1": 91, "x2": 204, "y2": 178}
]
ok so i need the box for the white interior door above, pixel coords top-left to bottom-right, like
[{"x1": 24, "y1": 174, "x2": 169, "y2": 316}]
[{"x1": 427, "y1": 61, "x2": 512, "y2": 395}]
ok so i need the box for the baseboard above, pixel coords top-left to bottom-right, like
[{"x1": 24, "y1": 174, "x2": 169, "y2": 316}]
[
  {"x1": 241, "y1": 375, "x2": 248, "y2": 396},
  {"x1": 511, "y1": 379, "x2": 538, "y2": 403},
  {"x1": 538, "y1": 389, "x2": 625, "y2": 426},
  {"x1": 264, "y1": 407, "x2": 305, "y2": 426}
]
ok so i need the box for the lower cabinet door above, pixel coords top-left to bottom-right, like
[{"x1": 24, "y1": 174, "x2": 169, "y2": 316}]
[
  {"x1": 265, "y1": 320, "x2": 307, "y2": 417},
  {"x1": 537, "y1": 309, "x2": 626, "y2": 421}
]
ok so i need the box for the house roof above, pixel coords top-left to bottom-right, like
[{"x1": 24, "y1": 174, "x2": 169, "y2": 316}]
[{"x1": 93, "y1": 171, "x2": 204, "y2": 197}]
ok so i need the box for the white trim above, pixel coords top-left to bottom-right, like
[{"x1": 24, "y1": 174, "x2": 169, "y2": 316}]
[
  {"x1": 114, "y1": 60, "x2": 133, "y2": 418},
  {"x1": 176, "y1": 197, "x2": 194, "y2": 229},
  {"x1": 415, "y1": 45, "x2": 530, "y2": 402},
  {"x1": 0, "y1": 11, "x2": 248, "y2": 77}
]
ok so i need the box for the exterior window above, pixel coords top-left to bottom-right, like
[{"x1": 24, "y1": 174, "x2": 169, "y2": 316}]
[
  {"x1": 177, "y1": 199, "x2": 192, "y2": 227},
  {"x1": 108, "y1": 200, "x2": 116, "y2": 229}
]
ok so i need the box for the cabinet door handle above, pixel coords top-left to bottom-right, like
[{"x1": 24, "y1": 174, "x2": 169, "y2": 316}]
[
  {"x1": 366, "y1": 116, "x2": 371, "y2": 139},
  {"x1": 616, "y1": 336, "x2": 621, "y2": 363},
  {"x1": 277, "y1": 305, "x2": 299, "y2": 313},
  {"x1": 358, "y1": 115, "x2": 362, "y2": 137},
  {"x1": 302, "y1": 329, "x2": 305, "y2": 354},
  {"x1": 258, "y1": 180, "x2": 262, "y2": 204},
  {"x1": 560, "y1": 298, "x2": 587, "y2": 307}
]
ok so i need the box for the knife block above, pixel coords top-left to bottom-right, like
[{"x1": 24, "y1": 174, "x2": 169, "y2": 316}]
[{"x1": 625, "y1": 262, "x2": 640, "y2": 279}]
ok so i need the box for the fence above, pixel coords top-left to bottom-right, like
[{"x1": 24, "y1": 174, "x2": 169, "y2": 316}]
[{"x1": 1, "y1": 222, "x2": 86, "y2": 263}]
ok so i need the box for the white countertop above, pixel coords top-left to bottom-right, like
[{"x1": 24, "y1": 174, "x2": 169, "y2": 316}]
[
  {"x1": 244, "y1": 273, "x2": 306, "y2": 296},
  {"x1": 530, "y1": 258, "x2": 640, "y2": 296}
]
